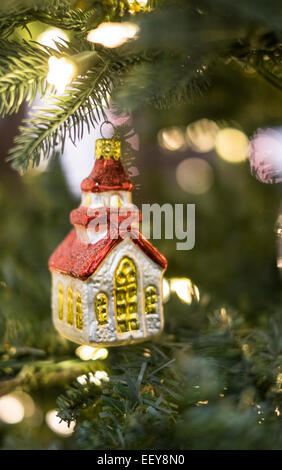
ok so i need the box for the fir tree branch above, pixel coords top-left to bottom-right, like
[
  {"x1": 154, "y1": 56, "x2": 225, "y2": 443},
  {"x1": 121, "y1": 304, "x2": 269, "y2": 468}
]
[
  {"x1": 250, "y1": 48, "x2": 282, "y2": 91},
  {"x1": 0, "y1": 358, "x2": 98, "y2": 397},
  {"x1": 0, "y1": 40, "x2": 51, "y2": 115},
  {"x1": 0, "y1": 39, "x2": 91, "y2": 116},
  {"x1": 0, "y1": 0, "x2": 100, "y2": 39},
  {"x1": 7, "y1": 50, "x2": 146, "y2": 171}
]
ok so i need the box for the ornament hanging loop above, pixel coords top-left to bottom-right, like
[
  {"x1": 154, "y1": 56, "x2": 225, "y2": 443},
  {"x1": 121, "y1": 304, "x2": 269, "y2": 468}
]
[{"x1": 100, "y1": 120, "x2": 115, "y2": 139}]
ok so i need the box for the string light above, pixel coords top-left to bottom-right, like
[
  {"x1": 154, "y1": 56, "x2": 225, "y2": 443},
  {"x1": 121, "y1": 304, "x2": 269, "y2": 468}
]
[
  {"x1": 47, "y1": 51, "x2": 97, "y2": 94},
  {"x1": 215, "y1": 128, "x2": 249, "y2": 163},
  {"x1": 76, "y1": 345, "x2": 109, "y2": 361},
  {"x1": 170, "y1": 278, "x2": 200, "y2": 304},
  {"x1": 45, "y1": 410, "x2": 75, "y2": 436},
  {"x1": 77, "y1": 371, "x2": 110, "y2": 386},
  {"x1": 37, "y1": 28, "x2": 69, "y2": 49},
  {"x1": 47, "y1": 56, "x2": 76, "y2": 93},
  {"x1": 176, "y1": 157, "x2": 214, "y2": 194},
  {"x1": 158, "y1": 127, "x2": 186, "y2": 151},
  {"x1": 87, "y1": 22, "x2": 139, "y2": 48}
]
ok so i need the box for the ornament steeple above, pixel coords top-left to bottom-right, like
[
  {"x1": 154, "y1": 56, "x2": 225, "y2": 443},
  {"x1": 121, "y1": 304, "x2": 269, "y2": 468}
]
[{"x1": 81, "y1": 138, "x2": 133, "y2": 195}]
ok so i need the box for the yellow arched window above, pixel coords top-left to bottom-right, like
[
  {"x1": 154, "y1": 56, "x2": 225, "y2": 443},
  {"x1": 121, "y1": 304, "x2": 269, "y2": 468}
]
[
  {"x1": 67, "y1": 286, "x2": 74, "y2": 325},
  {"x1": 145, "y1": 286, "x2": 158, "y2": 314},
  {"x1": 114, "y1": 257, "x2": 139, "y2": 333},
  {"x1": 76, "y1": 291, "x2": 83, "y2": 330},
  {"x1": 58, "y1": 283, "x2": 64, "y2": 321},
  {"x1": 94, "y1": 293, "x2": 108, "y2": 326}
]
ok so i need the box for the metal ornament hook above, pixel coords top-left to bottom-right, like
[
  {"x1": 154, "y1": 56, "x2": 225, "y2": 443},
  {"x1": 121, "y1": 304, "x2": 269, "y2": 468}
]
[{"x1": 100, "y1": 120, "x2": 115, "y2": 139}]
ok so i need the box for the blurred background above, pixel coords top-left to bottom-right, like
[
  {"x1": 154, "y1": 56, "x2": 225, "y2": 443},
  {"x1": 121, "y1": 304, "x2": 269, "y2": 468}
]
[{"x1": 1, "y1": 3, "x2": 282, "y2": 450}]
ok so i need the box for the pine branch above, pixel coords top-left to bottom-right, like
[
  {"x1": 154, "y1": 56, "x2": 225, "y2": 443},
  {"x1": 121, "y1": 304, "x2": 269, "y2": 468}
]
[
  {"x1": 56, "y1": 342, "x2": 180, "y2": 438},
  {"x1": 249, "y1": 48, "x2": 282, "y2": 91},
  {"x1": 2, "y1": 0, "x2": 282, "y2": 174},
  {"x1": 0, "y1": 40, "x2": 51, "y2": 116},
  {"x1": 7, "y1": 50, "x2": 145, "y2": 171},
  {"x1": 0, "y1": 39, "x2": 90, "y2": 116},
  {"x1": 0, "y1": 358, "x2": 99, "y2": 397},
  {"x1": 8, "y1": 67, "x2": 107, "y2": 170},
  {"x1": 0, "y1": 0, "x2": 99, "y2": 39}
]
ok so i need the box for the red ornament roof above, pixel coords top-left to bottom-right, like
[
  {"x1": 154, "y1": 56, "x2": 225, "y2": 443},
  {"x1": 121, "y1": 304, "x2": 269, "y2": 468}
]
[
  {"x1": 81, "y1": 157, "x2": 133, "y2": 193},
  {"x1": 48, "y1": 229, "x2": 167, "y2": 281}
]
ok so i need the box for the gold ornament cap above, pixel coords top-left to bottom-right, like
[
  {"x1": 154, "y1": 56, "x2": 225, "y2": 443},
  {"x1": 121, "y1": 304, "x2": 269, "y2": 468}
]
[{"x1": 95, "y1": 138, "x2": 121, "y2": 160}]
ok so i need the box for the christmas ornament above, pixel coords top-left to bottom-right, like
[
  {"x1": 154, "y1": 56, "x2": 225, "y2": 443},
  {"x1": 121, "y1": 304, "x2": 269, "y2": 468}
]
[{"x1": 48, "y1": 135, "x2": 167, "y2": 346}]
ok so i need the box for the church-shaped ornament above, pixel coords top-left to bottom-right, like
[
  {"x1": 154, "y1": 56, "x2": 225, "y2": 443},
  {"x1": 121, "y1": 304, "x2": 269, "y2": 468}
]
[{"x1": 48, "y1": 138, "x2": 167, "y2": 346}]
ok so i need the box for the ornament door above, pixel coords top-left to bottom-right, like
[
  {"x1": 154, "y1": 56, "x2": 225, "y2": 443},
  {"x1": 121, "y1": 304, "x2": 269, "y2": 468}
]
[{"x1": 114, "y1": 257, "x2": 139, "y2": 334}]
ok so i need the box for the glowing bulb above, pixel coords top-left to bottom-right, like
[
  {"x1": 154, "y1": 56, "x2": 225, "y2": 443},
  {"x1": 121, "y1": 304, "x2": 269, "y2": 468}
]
[
  {"x1": 76, "y1": 345, "x2": 109, "y2": 361},
  {"x1": 176, "y1": 158, "x2": 214, "y2": 194},
  {"x1": 158, "y1": 127, "x2": 186, "y2": 151},
  {"x1": 162, "y1": 277, "x2": 170, "y2": 303},
  {"x1": 215, "y1": 128, "x2": 248, "y2": 163},
  {"x1": 87, "y1": 22, "x2": 139, "y2": 48},
  {"x1": 76, "y1": 345, "x2": 94, "y2": 360},
  {"x1": 45, "y1": 410, "x2": 75, "y2": 436},
  {"x1": 186, "y1": 119, "x2": 219, "y2": 153},
  {"x1": 171, "y1": 278, "x2": 193, "y2": 304},
  {"x1": 77, "y1": 374, "x2": 88, "y2": 385},
  {"x1": 95, "y1": 370, "x2": 109, "y2": 382},
  {"x1": 0, "y1": 395, "x2": 25, "y2": 424},
  {"x1": 77, "y1": 371, "x2": 110, "y2": 386},
  {"x1": 170, "y1": 278, "x2": 200, "y2": 304},
  {"x1": 89, "y1": 374, "x2": 102, "y2": 386},
  {"x1": 37, "y1": 28, "x2": 69, "y2": 49},
  {"x1": 47, "y1": 56, "x2": 75, "y2": 93},
  {"x1": 92, "y1": 348, "x2": 109, "y2": 360}
]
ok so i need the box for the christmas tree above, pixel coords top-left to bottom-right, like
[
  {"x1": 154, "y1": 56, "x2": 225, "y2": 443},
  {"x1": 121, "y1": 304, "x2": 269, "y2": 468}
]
[{"x1": 1, "y1": 0, "x2": 282, "y2": 450}]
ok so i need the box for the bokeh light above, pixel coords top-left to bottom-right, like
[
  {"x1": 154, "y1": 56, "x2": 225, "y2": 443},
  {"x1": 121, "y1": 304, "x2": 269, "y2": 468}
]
[
  {"x1": 170, "y1": 278, "x2": 200, "y2": 304},
  {"x1": 158, "y1": 127, "x2": 186, "y2": 151},
  {"x1": 176, "y1": 157, "x2": 214, "y2": 194},
  {"x1": 45, "y1": 410, "x2": 75, "y2": 436},
  {"x1": 215, "y1": 128, "x2": 249, "y2": 163},
  {"x1": 47, "y1": 56, "x2": 76, "y2": 93},
  {"x1": 0, "y1": 394, "x2": 25, "y2": 424},
  {"x1": 76, "y1": 345, "x2": 109, "y2": 361},
  {"x1": 87, "y1": 22, "x2": 139, "y2": 48},
  {"x1": 37, "y1": 28, "x2": 69, "y2": 49},
  {"x1": 186, "y1": 119, "x2": 219, "y2": 153}
]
